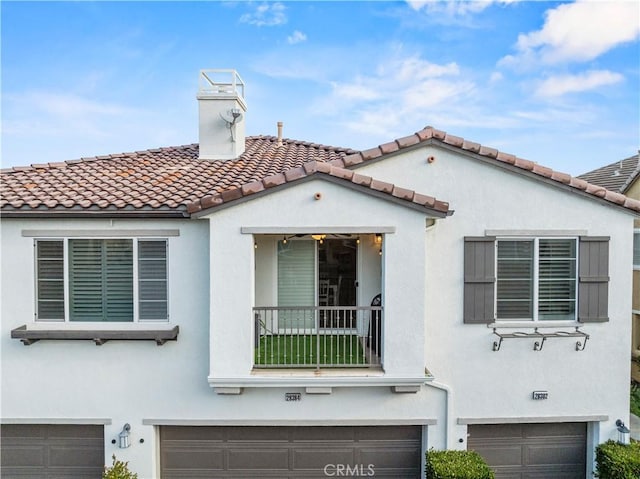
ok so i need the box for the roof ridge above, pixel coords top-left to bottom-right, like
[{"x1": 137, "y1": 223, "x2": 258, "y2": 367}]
[
  {"x1": 577, "y1": 153, "x2": 640, "y2": 178},
  {"x1": 245, "y1": 135, "x2": 358, "y2": 154},
  {"x1": 338, "y1": 126, "x2": 640, "y2": 214},
  {"x1": 0, "y1": 144, "x2": 201, "y2": 174}
]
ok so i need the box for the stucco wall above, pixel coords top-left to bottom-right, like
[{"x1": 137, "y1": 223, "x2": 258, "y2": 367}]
[{"x1": 356, "y1": 145, "x2": 634, "y2": 447}]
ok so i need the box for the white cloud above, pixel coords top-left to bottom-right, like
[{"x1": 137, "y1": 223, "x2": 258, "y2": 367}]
[
  {"x1": 535, "y1": 70, "x2": 624, "y2": 98},
  {"x1": 316, "y1": 55, "x2": 475, "y2": 137},
  {"x1": 239, "y1": 2, "x2": 287, "y2": 27},
  {"x1": 332, "y1": 56, "x2": 465, "y2": 107},
  {"x1": 489, "y1": 71, "x2": 503, "y2": 83},
  {"x1": 407, "y1": 0, "x2": 517, "y2": 16},
  {"x1": 501, "y1": 1, "x2": 640, "y2": 67},
  {"x1": 287, "y1": 30, "x2": 307, "y2": 45}
]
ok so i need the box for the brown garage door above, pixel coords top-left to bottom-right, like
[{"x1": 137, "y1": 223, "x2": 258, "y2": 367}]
[
  {"x1": 160, "y1": 425, "x2": 422, "y2": 478},
  {"x1": 468, "y1": 423, "x2": 587, "y2": 479},
  {"x1": 0, "y1": 424, "x2": 104, "y2": 478}
]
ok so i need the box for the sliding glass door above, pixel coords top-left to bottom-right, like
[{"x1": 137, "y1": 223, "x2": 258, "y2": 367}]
[{"x1": 277, "y1": 238, "x2": 357, "y2": 329}]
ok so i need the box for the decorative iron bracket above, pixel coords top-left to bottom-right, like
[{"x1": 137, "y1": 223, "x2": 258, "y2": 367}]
[{"x1": 492, "y1": 327, "x2": 589, "y2": 352}]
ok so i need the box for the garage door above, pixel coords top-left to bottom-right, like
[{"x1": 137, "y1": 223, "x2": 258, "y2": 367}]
[
  {"x1": 0, "y1": 424, "x2": 104, "y2": 478},
  {"x1": 468, "y1": 423, "x2": 587, "y2": 479},
  {"x1": 160, "y1": 425, "x2": 422, "y2": 478}
]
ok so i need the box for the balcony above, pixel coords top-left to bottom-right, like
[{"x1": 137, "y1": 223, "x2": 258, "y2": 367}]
[{"x1": 254, "y1": 306, "x2": 382, "y2": 369}]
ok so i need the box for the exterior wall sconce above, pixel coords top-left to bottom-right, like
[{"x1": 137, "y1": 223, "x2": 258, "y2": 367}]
[
  {"x1": 119, "y1": 423, "x2": 131, "y2": 449},
  {"x1": 616, "y1": 419, "x2": 630, "y2": 445}
]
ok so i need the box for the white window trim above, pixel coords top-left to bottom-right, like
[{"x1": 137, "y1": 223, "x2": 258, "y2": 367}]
[
  {"x1": 34, "y1": 237, "x2": 170, "y2": 324},
  {"x1": 494, "y1": 236, "x2": 578, "y2": 322},
  {"x1": 634, "y1": 229, "x2": 640, "y2": 270}
]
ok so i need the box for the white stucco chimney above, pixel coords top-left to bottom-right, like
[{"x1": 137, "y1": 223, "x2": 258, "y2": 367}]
[{"x1": 197, "y1": 69, "x2": 247, "y2": 160}]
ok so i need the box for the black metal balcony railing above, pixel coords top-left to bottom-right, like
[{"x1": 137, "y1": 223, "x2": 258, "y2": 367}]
[{"x1": 253, "y1": 306, "x2": 382, "y2": 369}]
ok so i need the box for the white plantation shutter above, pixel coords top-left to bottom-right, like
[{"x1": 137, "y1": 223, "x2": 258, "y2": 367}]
[
  {"x1": 278, "y1": 240, "x2": 315, "y2": 328},
  {"x1": 278, "y1": 240, "x2": 315, "y2": 306},
  {"x1": 538, "y1": 239, "x2": 577, "y2": 320},
  {"x1": 496, "y1": 240, "x2": 533, "y2": 319},
  {"x1": 35, "y1": 240, "x2": 65, "y2": 320},
  {"x1": 138, "y1": 240, "x2": 168, "y2": 320},
  {"x1": 69, "y1": 239, "x2": 133, "y2": 322}
]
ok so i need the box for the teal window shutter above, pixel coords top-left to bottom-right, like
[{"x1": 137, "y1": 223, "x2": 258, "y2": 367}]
[{"x1": 69, "y1": 239, "x2": 133, "y2": 322}]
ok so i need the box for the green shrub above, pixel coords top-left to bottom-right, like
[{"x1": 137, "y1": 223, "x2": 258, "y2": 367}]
[
  {"x1": 425, "y1": 449, "x2": 495, "y2": 479},
  {"x1": 103, "y1": 454, "x2": 138, "y2": 479},
  {"x1": 595, "y1": 440, "x2": 640, "y2": 478}
]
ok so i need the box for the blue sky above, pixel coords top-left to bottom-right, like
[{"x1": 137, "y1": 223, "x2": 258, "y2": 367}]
[{"x1": 2, "y1": 1, "x2": 639, "y2": 175}]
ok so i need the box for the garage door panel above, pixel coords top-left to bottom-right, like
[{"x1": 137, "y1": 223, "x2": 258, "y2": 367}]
[
  {"x1": 525, "y1": 443, "x2": 586, "y2": 466},
  {"x1": 49, "y1": 445, "x2": 104, "y2": 467},
  {"x1": 359, "y1": 445, "x2": 421, "y2": 466},
  {"x1": 0, "y1": 445, "x2": 46, "y2": 468},
  {"x1": 524, "y1": 422, "x2": 585, "y2": 438},
  {"x1": 523, "y1": 470, "x2": 585, "y2": 479},
  {"x1": 469, "y1": 424, "x2": 524, "y2": 439},
  {"x1": 227, "y1": 448, "x2": 290, "y2": 470},
  {"x1": 162, "y1": 426, "x2": 226, "y2": 441},
  {"x1": 46, "y1": 425, "x2": 103, "y2": 439},
  {"x1": 293, "y1": 447, "x2": 354, "y2": 469},
  {"x1": 470, "y1": 445, "x2": 522, "y2": 466},
  {"x1": 160, "y1": 447, "x2": 225, "y2": 470},
  {"x1": 357, "y1": 425, "x2": 422, "y2": 441},
  {"x1": 227, "y1": 426, "x2": 290, "y2": 442}
]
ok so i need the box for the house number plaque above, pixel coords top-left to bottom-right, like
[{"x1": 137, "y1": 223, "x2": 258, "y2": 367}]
[
  {"x1": 285, "y1": 393, "x2": 301, "y2": 402},
  {"x1": 532, "y1": 391, "x2": 549, "y2": 400}
]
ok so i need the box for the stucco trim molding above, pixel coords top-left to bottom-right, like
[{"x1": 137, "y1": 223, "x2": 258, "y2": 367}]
[
  {"x1": 1, "y1": 418, "x2": 113, "y2": 425},
  {"x1": 22, "y1": 229, "x2": 181, "y2": 237},
  {"x1": 457, "y1": 415, "x2": 609, "y2": 425},
  {"x1": 207, "y1": 375, "x2": 429, "y2": 392},
  {"x1": 485, "y1": 229, "x2": 588, "y2": 237},
  {"x1": 241, "y1": 226, "x2": 396, "y2": 234},
  {"x1": 142, "y1": 418, "x2": 437, "y2": 426}
]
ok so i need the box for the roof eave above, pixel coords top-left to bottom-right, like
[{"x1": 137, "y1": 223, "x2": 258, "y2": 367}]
[
  {"x1": 190, "y1": 173, "x2": 452, "y2": 219},
  {"x1": 0, "y1": 208, "x2": 189, "y2": 219}
]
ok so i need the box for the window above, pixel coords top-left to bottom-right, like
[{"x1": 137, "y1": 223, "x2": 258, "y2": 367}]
[
  {"x1": 496, "y1": 238, "x2": 577, "y2": 321},
  {"x1": 35, "y1": 238, "x2": 168, "y2": 322},
  {"x1": 464, "y1": 236, "x2": 608, "y2": 324}
]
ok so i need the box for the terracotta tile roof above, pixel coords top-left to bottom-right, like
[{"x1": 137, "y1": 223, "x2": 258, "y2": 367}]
[
  {"x1": 0, "y1": 136, "x2": 356, "y2": 216},
  {"x1": 2, "y1": 126, "x2": 639, "y2": 216},
  {"x1": 577, "y1": 153, "x2": 640, "y2": 194},
  {"x1": 338, "y1": 126, "x2": 640, "y2": 214},
  {"x1": 186, "y1": 160, "x2": 451, "y2": 217}
]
